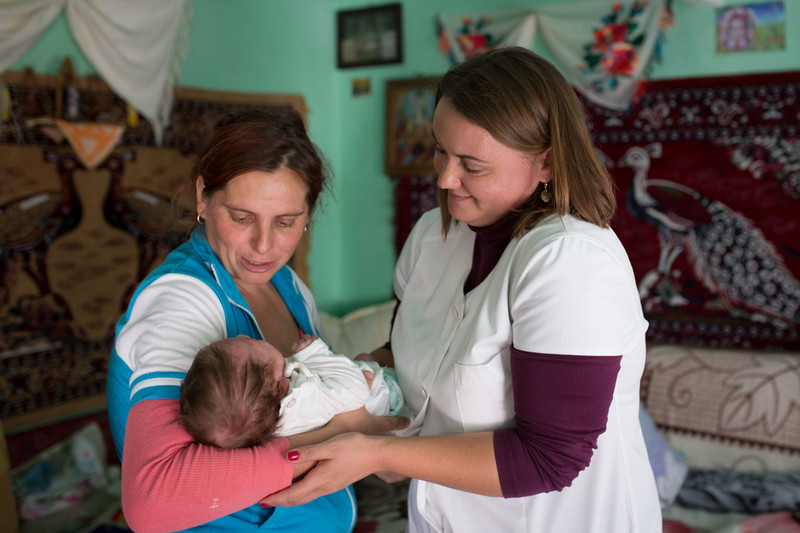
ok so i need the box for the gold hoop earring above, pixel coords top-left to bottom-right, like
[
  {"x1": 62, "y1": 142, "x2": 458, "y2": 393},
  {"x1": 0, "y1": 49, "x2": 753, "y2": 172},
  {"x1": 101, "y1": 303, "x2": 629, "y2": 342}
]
[{"x1": 540, "y1": 182, "x2": 552, "y2": 203}]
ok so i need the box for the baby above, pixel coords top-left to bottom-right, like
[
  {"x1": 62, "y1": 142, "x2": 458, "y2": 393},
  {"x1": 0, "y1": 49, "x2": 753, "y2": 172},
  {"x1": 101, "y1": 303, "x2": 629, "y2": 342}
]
[{"x1": 179, "y1": 334, "x2": 405, "y2": 449}]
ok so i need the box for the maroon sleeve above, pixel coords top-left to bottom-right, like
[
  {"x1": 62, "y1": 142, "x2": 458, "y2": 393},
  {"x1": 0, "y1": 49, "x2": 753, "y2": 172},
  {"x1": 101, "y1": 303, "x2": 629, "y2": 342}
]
[{"x1": 493, "y1": 348, "x2": 621, "y2": 498}]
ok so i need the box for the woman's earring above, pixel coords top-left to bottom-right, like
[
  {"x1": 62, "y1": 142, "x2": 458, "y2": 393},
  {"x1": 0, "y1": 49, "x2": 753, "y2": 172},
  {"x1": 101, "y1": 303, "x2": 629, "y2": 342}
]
[
  {"x1": 540, "y1": 182, "x2": 552, "y2": 203},
  {"x1": 196, "y1": 213, "x2": 205, "y2": 225},
  {"x1": 303, "y1": 225, "x2": 308, "y2": 233}
]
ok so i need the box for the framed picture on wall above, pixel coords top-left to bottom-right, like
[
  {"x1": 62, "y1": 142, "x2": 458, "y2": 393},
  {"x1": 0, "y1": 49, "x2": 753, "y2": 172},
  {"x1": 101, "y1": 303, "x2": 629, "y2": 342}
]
[
  {"x1": 385, "y1": 77, "x2": 439, "y2": 176},
  {"x1": 716, "y1": 2, "x2": 786, "y2": 54},
  {"x1": 337, "y1": 3, "x2": 403, "y2": 69}
]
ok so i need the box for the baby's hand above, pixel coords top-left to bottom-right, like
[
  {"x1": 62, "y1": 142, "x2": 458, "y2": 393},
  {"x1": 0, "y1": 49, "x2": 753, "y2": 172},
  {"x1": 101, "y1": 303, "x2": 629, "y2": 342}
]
[
  {"x1": 362, "y1": 370, "x2": 374, "y2": 389},
  {"x1": 292, "y1": 333, "x2": 318, "y2": 353}
]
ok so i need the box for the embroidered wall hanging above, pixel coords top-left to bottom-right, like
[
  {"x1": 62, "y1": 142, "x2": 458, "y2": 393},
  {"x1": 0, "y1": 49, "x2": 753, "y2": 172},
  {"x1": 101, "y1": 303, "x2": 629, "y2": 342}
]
[
  {"x1": 0, "y1": 65, "x2": 308, "y2": 422},
  {"x1": 437, "y1": 0, "x2": 676, "y2": 111}
]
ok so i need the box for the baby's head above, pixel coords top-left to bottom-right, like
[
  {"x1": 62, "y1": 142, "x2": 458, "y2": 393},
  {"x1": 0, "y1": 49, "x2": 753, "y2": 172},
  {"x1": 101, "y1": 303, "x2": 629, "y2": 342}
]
[{"x1": 179, "y1": 335, "x2": 289, "y2": 449}]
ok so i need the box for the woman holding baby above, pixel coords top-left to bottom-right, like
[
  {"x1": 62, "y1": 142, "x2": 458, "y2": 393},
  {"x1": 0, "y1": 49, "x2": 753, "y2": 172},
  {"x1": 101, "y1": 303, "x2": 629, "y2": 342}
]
[{"x1": 106, "y1": 108, "x2": 404, "y2": 532}]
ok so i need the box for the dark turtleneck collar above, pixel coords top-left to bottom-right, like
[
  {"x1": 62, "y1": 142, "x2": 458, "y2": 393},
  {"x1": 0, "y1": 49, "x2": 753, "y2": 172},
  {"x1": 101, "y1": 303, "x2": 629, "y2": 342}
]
[{"x1": 464, "y1": 210, "x2": 521, "y2": 293}]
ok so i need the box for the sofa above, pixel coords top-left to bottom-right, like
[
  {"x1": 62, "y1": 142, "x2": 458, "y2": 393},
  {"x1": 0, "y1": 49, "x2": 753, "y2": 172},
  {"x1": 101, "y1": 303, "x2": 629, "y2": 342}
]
[{"x1": 320, "y1": 300, "x2": 800, "y2": 533}]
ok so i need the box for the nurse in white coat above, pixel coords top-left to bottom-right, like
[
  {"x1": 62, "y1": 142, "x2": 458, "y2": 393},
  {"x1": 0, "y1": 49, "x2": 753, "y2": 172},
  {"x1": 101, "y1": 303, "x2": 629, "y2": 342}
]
[{"x1": 264, "y1": 47, "x2": 662, "y2": 533}]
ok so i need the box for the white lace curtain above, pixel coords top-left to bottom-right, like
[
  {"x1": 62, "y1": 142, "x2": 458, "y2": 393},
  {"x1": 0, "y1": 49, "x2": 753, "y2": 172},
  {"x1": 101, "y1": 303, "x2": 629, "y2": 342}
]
[
  {"x1": 438, "y1": 0, "x2": 721, "y2": 110},
  {"x1": 0, "y1": 0, "x2": 192, "y2": 144}
]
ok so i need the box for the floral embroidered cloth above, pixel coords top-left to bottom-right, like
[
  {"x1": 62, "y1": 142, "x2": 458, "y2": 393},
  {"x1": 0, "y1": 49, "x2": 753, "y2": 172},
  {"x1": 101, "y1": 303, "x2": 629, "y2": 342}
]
[{"x1": 437, "y1": 0, "x2": 674, "y2": 110}]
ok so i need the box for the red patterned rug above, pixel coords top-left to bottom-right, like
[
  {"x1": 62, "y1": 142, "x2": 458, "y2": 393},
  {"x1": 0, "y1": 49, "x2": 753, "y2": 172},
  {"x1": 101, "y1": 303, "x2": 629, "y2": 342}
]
[{"x1": 583, "y1": 71, "x2": 800, "y2": 351}]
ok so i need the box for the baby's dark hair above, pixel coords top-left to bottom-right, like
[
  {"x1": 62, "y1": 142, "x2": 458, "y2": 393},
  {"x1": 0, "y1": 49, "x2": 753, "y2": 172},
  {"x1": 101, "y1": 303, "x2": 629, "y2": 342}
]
[{"x1": 179, "y1": 341, "x2": 283, "y2": 449}]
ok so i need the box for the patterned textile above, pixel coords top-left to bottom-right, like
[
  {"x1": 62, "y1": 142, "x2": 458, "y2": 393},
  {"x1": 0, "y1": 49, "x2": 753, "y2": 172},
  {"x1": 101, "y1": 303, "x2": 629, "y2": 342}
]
[
  {"x1": 642, "y1": 345, "x2": 800, "y2": 472},
  {"x1": 584, "y1": 71, "x2": 800, "y2": 350},
  {"x1": 538, "y1": 0, "x2": 672, "y2": 110},
  {"x1": 437, "y1": 9, "x2": 536, "y2": 63},
  {"x1": 0, "y1": 69, "x2": 307, "y2": 420},
  {"x1": 437, "y1": 0, "x2": 674, "y2": 110},
  {"x1": 676, "y1": 469, "x2": 800, "y2": 514},
  {"x1": 31, "y1": 119, "x2": 125, "y2": 169}
]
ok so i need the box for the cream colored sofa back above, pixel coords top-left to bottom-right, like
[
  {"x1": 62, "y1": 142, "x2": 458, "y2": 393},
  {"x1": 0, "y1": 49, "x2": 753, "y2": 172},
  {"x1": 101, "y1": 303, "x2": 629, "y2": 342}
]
[
  {"x1": 320, "y1": 300, "x2": 395, "y2": 358},
  {"x1": 642, "y1": 344, "x2": 800, "y2": 473}
]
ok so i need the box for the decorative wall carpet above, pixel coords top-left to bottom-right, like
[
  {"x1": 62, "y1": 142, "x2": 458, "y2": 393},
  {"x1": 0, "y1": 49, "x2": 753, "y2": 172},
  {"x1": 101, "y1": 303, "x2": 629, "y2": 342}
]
[
  {"x1": 1, "y1": 68, "x2": 307, "y2": 420},
  {"x1": 583, "y1": 71, "x2": 800, "y2": 351}
]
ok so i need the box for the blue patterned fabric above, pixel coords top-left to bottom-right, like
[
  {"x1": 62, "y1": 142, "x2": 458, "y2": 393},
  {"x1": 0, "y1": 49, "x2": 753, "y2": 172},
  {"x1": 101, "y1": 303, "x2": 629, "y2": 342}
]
[
  {"x1": 676, "y1": 469, "x2": 800, "y2": 514},
  {"x1": 639, "y1": 404, "x2": 690, "y2": 510}
]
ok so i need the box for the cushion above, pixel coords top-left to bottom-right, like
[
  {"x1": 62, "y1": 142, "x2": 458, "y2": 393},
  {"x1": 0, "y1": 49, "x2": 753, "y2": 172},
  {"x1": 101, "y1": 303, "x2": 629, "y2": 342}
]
[
  {"x1": 642, "y1": 344, "x2": 800, "y2": 472},
  {"x1": 320, "y1": 300, "x2": 395, "y2": 358}
]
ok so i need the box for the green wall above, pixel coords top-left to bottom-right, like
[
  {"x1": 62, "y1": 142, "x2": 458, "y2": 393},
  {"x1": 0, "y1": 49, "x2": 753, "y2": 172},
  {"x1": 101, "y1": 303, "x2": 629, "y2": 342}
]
[{"x1": 11, "y1": 0, "x2": 799, "y2": 314}]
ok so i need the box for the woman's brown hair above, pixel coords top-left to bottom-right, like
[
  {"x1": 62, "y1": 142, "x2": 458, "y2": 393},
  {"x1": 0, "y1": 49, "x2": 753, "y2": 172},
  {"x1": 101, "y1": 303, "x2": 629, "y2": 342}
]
[
  {"x1": 176, "y1": 107, "x2": 329, "y2": 225},
  {"x1": 435, "y1": 47, "x2": 616, "y2": 236}
]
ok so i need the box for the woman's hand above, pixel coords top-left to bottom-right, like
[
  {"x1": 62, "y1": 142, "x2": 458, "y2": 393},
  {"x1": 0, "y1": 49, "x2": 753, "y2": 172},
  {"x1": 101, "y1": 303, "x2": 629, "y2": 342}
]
[
  {"x1": 326, "y1": 405, "x2": 408, "y2": 435},
  {"x1": 270, "y1": 431, "x2": 503, "y2": 507},
  {"x1": 285, "y1": 407, "x2": 406, "y2": 481},
  {"x1": 287, "y1": 406, "x2": 408, "y2": 449},
  {"x1": 262, "y1": 432, "x2": 386, "y2": 507}
]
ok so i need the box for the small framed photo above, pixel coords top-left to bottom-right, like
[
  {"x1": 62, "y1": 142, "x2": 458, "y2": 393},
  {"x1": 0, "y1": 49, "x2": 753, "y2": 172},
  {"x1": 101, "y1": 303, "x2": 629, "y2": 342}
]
[
  {"x1": 385, "y1": 77, "x2": 439, "y2": 176},
  {"x1": 716, "y1": 2, "x2": 785, "y2": 54},
  {"x1": 337, "y1": 3, "x2": 403, "y2": 69}
]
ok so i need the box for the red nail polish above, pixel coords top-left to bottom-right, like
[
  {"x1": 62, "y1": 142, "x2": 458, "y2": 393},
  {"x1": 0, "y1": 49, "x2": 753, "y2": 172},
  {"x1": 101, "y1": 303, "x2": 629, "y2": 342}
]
[
  {"x1": 288, "y1": 450, "x2": 299, "y2": 461},
  {"x1": 260, "y1": 503, "x2": 269, "y2": 507}
]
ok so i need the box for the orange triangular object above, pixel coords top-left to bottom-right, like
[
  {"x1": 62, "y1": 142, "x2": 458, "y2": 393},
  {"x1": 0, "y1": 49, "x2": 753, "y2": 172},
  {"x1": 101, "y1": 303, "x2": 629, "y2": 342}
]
[{"x1": 54, "y1": 119, "x2": 124, "y2": 169}]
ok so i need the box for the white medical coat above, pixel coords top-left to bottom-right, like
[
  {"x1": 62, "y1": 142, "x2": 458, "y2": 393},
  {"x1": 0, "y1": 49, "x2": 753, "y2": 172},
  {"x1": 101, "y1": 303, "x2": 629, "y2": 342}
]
[{"x1": 393, "y1": 210, "x2": 661, "y2": 533}]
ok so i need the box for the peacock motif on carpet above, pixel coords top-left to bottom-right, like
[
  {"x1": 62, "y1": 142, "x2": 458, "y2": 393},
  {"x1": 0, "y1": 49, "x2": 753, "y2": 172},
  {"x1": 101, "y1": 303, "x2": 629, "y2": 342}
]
[{"x1": 619, "y1": 142, "x2": 800, "y2": 330}]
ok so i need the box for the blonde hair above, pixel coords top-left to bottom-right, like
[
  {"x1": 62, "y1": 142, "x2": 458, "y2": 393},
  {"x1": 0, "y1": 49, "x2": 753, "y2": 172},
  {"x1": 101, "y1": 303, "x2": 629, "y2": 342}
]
[{"x1": 435, "y1": 47, "x2": 616, "y2": 236}]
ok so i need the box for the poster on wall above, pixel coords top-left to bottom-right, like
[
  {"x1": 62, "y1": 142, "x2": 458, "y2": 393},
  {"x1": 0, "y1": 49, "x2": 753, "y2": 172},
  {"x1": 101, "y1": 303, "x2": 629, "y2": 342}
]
[{"x1": 716, "y1": 1, "x2": 785, "y2": 54}]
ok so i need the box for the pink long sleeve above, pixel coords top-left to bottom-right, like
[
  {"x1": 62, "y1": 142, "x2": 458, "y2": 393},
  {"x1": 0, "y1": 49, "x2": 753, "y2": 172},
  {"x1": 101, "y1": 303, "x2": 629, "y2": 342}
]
[{"x1": 121, "y1": 398, "x2": 293, "y2": 532}]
